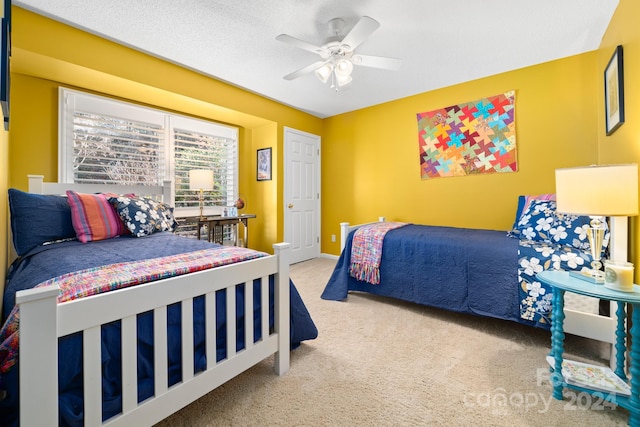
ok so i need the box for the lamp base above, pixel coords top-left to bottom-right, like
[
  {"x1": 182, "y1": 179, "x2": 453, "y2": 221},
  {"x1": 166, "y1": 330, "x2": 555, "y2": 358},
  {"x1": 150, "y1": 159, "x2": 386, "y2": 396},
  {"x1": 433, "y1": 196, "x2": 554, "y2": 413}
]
[{"x1": 569, "y1": 270, "x2": 605, "y2": 284}]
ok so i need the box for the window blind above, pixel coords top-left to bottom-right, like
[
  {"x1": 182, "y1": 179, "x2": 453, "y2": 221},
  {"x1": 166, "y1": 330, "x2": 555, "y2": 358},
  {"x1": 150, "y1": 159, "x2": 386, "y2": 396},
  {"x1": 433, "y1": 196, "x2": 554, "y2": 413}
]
[{"x1": 59, "y1": 87, "x2": 239, "y2": 217}]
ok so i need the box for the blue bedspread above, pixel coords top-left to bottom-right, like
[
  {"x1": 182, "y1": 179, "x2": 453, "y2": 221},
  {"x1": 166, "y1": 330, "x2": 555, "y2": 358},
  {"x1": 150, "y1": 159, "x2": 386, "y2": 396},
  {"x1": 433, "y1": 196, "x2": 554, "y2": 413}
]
[
  {"x1": 322, "y1": 224, "x2": 530, "y2": 324},
  {"x1": 0, "y1": 233, "x2": 318, "y2": 426},
  {"x1": 322, "y1": 224, "x2": 596, "y2": 330}
]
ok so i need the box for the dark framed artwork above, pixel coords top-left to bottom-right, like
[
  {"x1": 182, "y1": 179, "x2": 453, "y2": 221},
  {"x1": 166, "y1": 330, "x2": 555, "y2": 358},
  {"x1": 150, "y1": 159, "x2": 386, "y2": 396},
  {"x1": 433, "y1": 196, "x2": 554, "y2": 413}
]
[
  {"x1": 604, "y1": 45, "x2": 624, "y2": 136},
  {"x1": 1, "y1": 18, "x2": 9, "y2": 130},
  {"x1": 257, "y1": 147, "x2": 272, "y2": 181},
  {"x1": 1, "y1": 1, "x2": 10, "y2": 130}
]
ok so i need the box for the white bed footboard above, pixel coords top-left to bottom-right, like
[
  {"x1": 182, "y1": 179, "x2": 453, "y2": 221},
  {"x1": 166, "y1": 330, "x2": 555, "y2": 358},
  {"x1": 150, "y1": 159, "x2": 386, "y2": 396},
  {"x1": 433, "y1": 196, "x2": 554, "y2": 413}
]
[
  {"x1": 18, "y1": 243, "x2": 291, "y2": 426},
  {"x1": 339, "y1": 221, "x2": 618, "y2": 365}
]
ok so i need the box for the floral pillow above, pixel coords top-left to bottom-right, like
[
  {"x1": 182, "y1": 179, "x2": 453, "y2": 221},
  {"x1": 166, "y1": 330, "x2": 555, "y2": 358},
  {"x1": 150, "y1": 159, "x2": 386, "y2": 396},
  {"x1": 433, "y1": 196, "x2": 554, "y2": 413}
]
[
  {"x1": 508, "y1": 193, "x2": 555, "y2": 238},
  {"x1": 510, "y1": 199, "x2": 556, "y2": 242},
  {"x1": 109, "y1": 195, "x2": 178, "y2": 237},
  {"x1": 551, "y1": 212, "x2": 610, "y2": 255}
]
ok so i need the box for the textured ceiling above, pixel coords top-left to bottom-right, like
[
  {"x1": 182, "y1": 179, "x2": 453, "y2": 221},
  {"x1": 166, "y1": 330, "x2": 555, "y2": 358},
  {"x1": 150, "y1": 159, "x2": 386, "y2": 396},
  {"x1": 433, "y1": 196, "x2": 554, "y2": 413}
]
[{"x1": 15, "y1": 0, "x2": 619, "y2": 118}]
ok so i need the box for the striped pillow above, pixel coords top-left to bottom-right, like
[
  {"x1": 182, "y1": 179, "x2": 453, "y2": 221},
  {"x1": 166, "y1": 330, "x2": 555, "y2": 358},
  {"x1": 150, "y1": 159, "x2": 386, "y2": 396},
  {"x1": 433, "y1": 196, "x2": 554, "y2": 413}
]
[{"x1": 66, "y1": 191, "x2": 125, "y2": 243}]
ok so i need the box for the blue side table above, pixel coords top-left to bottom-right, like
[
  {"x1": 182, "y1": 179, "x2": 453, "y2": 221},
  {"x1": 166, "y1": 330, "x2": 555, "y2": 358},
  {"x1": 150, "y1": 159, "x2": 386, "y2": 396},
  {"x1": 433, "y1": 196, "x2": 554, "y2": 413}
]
[{"x1": 537, "y1": 270, "x2": 640, "y2": 426}]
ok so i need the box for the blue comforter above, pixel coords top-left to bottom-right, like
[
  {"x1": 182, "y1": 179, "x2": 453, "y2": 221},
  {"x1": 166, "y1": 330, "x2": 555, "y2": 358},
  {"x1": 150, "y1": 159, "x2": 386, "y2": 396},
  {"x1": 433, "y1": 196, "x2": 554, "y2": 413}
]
[
  {"x1": 0, "y1": 233, "x2": 318, "y2": 426},
  {"x1": 322, "y1": 224, "x2": 528, "y2": 324},
  {"x1": 322, "y1": 224, "x2": 595, "y2": 329}
]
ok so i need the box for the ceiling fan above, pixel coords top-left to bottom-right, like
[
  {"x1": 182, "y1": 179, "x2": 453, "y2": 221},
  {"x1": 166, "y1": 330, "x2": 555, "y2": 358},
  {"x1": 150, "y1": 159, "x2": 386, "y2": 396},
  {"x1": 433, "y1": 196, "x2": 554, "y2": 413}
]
[{"x1": 276, "y1": 16, "x2": 402, "y2": 91}]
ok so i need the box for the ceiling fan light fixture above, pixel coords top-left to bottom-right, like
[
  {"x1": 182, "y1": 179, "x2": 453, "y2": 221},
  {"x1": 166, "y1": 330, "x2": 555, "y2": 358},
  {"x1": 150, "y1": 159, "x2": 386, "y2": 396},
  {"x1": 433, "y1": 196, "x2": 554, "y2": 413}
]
[
  {"x1": 315, "y1": 63, "x2": 334, "y2": 83},
  {"x1": 335, "y1": 73, "x2": 352, "y2": 87},
  {"x1": 278, "y1": 16, "x2": 400, "y2": 92},
  {"x1": 335, "y1": 59, "x2": 354, "y2": 77}
]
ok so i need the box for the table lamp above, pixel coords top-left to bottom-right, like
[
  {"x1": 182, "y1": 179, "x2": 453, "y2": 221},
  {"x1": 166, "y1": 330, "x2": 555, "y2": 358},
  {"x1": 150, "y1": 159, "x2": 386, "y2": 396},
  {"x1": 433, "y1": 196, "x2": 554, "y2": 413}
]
[
  {"x1": 189, "y1": 169, "x2": 214, "y2": 219},
  {"x1": 555, "y1": 164, "x2": 638, "y2": 285}
]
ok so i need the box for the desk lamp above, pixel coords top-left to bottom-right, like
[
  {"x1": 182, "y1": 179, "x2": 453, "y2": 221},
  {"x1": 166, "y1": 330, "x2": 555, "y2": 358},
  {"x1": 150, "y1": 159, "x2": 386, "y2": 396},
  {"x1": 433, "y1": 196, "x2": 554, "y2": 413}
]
[
  {"x1": 555, "y1": 164, "x2": 638, "y2": 285},
  {"x1": 189, "y1": 169, "x2": 214, "y2": 219}
]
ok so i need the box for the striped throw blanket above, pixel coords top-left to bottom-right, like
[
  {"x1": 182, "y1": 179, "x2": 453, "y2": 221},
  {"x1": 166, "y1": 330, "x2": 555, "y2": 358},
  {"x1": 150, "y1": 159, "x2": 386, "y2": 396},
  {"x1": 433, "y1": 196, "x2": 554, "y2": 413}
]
[
  {"x1": 0, "y1": 246, "x2": 268, "y2": 373},
  {"x1": 349, "y1": 222, "x2": 407, "y2": 285}
]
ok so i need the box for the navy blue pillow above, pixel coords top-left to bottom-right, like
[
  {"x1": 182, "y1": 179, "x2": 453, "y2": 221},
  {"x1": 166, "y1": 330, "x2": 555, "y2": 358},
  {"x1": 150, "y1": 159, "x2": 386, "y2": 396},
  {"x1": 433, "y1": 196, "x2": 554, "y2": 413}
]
[{"x1": 8, "y1": 188, "x2": 77, "y2": 256}]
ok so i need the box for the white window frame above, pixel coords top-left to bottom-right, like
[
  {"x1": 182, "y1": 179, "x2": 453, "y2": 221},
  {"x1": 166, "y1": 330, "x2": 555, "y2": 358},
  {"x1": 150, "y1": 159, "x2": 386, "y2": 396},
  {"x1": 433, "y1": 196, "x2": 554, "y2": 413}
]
[{"x1": 59, "y1": 87, "x2": 238, "y2": 218}]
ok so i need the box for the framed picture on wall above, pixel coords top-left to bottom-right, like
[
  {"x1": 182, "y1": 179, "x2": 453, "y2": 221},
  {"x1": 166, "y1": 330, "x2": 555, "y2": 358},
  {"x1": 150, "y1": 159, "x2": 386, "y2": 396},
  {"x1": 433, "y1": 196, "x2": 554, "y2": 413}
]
[
  {"x1": 604, "y1": 45, "x2": 624, "y2": 136},
  {"x1": 1, "y1": 18, "x2": 9, "y2": 130},
  {"x1": 257, "y1": 147, "x2": 272, "y2": 181}
]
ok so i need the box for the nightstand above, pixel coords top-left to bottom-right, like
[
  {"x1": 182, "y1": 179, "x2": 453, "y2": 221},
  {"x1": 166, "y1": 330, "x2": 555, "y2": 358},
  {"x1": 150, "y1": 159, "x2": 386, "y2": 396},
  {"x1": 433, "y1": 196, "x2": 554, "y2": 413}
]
[
  {"x1": 195, "y1": 214, "x2": 256, "y2": 246},
  {"x1": 537, "y1": 270, "x2": 640, "y2": 425}
]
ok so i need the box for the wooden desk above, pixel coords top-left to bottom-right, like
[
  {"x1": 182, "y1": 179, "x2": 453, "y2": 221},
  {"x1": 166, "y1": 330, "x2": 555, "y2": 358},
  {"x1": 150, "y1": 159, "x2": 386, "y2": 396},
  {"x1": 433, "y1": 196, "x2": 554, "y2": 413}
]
[{"x1": 196, "y1": 214, "x2": 256, "y2": 247}]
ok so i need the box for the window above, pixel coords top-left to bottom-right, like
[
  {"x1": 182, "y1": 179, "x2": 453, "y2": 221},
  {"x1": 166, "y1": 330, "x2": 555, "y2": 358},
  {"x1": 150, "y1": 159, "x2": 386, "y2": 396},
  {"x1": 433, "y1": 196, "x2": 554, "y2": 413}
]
[{"x1": 59, "y1": 88, "x2": 238, "y2": 218}]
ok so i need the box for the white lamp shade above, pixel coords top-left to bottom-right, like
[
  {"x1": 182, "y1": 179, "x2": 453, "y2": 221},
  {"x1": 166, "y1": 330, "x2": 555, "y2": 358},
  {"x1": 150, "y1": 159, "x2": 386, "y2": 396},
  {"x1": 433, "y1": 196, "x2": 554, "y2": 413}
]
[
  {"x1": 555, "y1": 164, "x2": 638, "y2": 216},
  {"x1": 189, "y1": 169, "x2": 214, "y2": 191},
  {"x1": 335, "y1": 59, "x2": 354, "y2": 77},
  {"x1": 335, "y1": 74, "x2": 352, "y2": 87},
  {"x1": 315, "y1": 63, "x2": 333, "y2": 84}
]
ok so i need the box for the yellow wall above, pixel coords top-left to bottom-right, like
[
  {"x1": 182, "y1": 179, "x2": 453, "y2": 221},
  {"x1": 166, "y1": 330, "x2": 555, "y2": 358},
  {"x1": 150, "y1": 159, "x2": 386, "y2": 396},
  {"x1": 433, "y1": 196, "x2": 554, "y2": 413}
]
[
  {"x1": 322, "y1": 53, "x2": 600, "y2": 254},
  {"x1": 6, "y1": 7, "x2": 322, "y2": 257},
  {"x1": 597, "y1": 0, "x2": 640, "y2": 277}
]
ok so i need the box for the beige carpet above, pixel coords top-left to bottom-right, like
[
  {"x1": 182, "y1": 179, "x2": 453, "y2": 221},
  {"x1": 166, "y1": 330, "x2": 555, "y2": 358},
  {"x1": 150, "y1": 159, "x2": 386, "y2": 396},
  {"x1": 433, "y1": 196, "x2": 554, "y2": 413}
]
[{"x1": 156, "y1": 257, "x2": 629, "y2": 426}]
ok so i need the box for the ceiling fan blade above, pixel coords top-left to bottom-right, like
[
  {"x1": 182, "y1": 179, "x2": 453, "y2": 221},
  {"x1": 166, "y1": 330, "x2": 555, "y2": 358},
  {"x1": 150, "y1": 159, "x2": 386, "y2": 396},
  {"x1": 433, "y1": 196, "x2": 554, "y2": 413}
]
[
  {"x1": 352, "y1": 54, "x2": 402, "y2": 71},
  {"x1": 283, "y1": 61, "x2": 327, "y2": 80},
  {"x1": 276, "y1": 34, "x2": 326, "y2": 55},
  {"x1": 340, "y1": 16, "x2": 380, "y2": 51}
]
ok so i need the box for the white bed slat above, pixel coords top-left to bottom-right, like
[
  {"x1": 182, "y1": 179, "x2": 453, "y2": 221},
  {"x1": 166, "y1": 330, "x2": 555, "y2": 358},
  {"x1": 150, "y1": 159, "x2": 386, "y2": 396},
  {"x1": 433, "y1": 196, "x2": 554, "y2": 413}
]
[
  {"x1": 564, "y1": 308, "x2": 617, "y2": 344},
  {"x1": 261, "y1": 276, "x2": 269, "y2": 343},
  {"x1": 245, "y1": 280, "x2": 254, "y2": 350},
  {"x1": 205, "y1": 292, "x2": 217, "y2": 370},
  {"x1": 121, "y1": 315, "x2": 138, "y2": 414},
  {"x1": 17, "y1": 286, "x2": 59, "y2": 426},
  {"x1": 84, "y1": 325, "x2": 103, "y2": 425},
  {"x1": 154, "y1": 307, "x2": 169, "y2": 397},
  {"x1": 182, "y1": 299, "x2": 195, "y2": 382},
  {"x1": 226, "y1": 286, "x2": 236, "y2": 359},
  {"x1": 273, "y1": 243, "x2": 291, "y2": 375},
  {"x1": 103, "y1": 336, "x2": 280, "y2": 427}
]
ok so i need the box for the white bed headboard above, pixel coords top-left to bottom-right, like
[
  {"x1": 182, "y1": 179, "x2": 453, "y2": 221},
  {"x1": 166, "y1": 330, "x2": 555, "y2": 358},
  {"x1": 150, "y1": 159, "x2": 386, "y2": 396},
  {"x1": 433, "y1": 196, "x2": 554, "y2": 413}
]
[{"x1": 27, "y1": 175, "x2": 173, "y2": 201}]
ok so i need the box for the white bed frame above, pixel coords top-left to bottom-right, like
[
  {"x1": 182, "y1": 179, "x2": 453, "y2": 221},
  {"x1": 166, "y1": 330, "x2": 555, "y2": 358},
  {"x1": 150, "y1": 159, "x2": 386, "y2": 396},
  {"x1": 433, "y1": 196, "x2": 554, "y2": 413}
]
[
  {"x1": 16, "y1": 175, "x2": 291, "y2": 426},
  {"x1": 339, "y1": 220, "x2": 619, "y2": 365}
]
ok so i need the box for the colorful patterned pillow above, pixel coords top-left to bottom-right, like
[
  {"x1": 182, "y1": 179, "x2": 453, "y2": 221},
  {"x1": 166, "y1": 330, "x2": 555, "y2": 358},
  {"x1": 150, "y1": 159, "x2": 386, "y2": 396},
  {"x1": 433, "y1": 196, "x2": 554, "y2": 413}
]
[
  {"x1": 511, "y1": 199, "x2": 556, "y2": 242},
  {"x1": 508, "y1": 193, "x2": 555, "y2": 238},
  {"x1": 8, "y1": 188, "x2": 77, "y2": 255},
  {"x1": 66, "y1": 191, "x2": 126, "y2": 243},
  {"x1": 551, "y1": 212, "x2": 610, "y2": 255},
  {"x1": 109, "y1": 195, "x2": 178, "y2": 237}
]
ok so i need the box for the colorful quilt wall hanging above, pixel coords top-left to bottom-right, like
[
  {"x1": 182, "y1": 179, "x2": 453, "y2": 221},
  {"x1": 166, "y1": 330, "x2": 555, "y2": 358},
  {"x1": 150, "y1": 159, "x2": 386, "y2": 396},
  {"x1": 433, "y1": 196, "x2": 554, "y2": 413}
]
[{"x1": 417, "y1": 91, "x2": 517, "y2": 179}]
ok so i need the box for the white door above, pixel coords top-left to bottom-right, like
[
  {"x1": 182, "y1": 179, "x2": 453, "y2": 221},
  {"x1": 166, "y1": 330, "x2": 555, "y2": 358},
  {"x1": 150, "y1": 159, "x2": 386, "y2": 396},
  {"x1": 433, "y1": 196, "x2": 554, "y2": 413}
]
[{"x1": 284, "y1": 127, "x2": 320, "y2": 264}]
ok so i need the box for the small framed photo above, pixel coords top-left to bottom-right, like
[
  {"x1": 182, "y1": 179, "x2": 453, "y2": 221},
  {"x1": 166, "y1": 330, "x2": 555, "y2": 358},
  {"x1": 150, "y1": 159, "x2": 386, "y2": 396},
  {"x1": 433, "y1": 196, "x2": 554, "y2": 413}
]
[
  {"x1": 605, "y1": 45, "x2": 624, "y2": 136},
  {"x1": 257, "y1": 147, "x2": 272, "y2": 181}
]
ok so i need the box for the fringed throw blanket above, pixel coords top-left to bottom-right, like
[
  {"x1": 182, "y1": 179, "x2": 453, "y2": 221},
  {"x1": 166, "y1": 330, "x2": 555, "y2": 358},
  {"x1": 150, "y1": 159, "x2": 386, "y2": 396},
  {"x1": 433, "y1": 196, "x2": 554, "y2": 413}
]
[
  {"x1": 0, "y1": 246, "x2": 267, "y2": 373},
  {"x1": 349, "y1": 222, "x2": 408, "y2": 284}
]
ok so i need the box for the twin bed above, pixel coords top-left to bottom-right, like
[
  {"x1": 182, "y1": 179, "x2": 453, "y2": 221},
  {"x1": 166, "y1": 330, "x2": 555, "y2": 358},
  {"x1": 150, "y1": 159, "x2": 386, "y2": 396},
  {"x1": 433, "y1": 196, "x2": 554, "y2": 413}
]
[
  {"x1": 322, "y1": 196, "x2": 619, "y2": 358},
  {"x1": 0, "y1": 176, "x2": 318, "y2": 426}
]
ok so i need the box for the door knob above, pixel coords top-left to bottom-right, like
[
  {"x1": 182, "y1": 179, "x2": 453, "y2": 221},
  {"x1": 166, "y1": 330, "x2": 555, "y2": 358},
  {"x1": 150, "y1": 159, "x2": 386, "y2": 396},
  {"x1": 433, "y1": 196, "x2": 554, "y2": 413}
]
[{"x1": 288, "y1": 203, "x2": 294, "y2": 208}]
